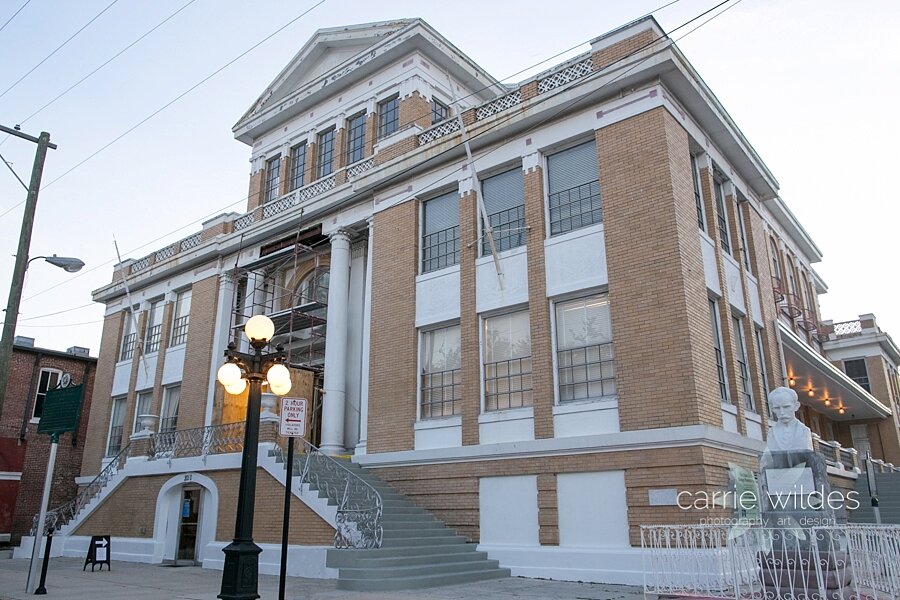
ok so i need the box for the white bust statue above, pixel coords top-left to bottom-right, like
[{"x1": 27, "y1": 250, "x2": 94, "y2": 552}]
[{"x1": 765, "y1": 386, "x2": 813, "y2": 452}]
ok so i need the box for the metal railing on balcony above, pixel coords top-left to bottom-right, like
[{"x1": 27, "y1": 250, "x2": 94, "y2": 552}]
[
  {"x1": 274, "y1": 437, "x2": 383, "y2": 549},
  {"x1": 834, "y1": 319, "x2": 864, "y2": 337},
  {"x1": 779, "y1": 292, "x2": 803, "y2": 319},
  {"x1": 148, "y1": 422, "x2": 245, "y2": 461}
]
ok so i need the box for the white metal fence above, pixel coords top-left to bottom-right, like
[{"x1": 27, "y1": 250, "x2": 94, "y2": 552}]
[{"x1": 642, "y1": 524, "x2": 900, "y2": 599}]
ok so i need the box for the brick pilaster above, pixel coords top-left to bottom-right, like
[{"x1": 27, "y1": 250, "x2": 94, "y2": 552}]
[
  {"x1": 247, "y1": 169, "x2": 264, "y2": 212},
  {"x1": 81, "y1": 312, "x2": 125, "y2": 476},
  {"x1": 459, "y1": 190, "x2": 480, "y2": 446},
  {"x1": 537, "y1": 473, "x2": 559, "y2": 545},
  {"x1": 180, "y1": 275, "x2": 220, "y2": 429},
  {"x1": 399, "y1": 91, "x2": 431, "y2": 130},
  {"x1": 150, "y1": 301, "x2": 175, "y2": 417}
]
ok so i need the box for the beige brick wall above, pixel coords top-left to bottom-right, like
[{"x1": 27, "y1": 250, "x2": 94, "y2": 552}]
[
  {"x1": 399, "y1": 92, "x2": 431, "y2": 130},
  {"x1": 598, "y1": 107, "x2": 720, "y2": 431},
  {"x1": 180, "y1": 274, "x2": 220, "y2": 430},
  {"x1": 150, "y1": 301, "x2": 175, "y2": 416},
  {"x1": 373, "y1": 136, "x2": 418, "y2": 166},
  {"x1": 367, "y1": 201, "x2": 418, "y2": 453},
  {"x1": 247, "y1": 169, "x2": 264, "y2": 212},
  {"x1": 592, "y1": 29, "x2": 660, "y2": 72},
  {"x1": 459, "y1": 191, "x2": 480, "y2": 446},
  {"x1": 81, "y1": 312, "x2": 125, "y2": 476},
  {"x1": 866, "y1": 355, "x2": 900, "y2": 463},
  {"x1": 122, "y1": 311, "x2": 148, "y2": 446}
]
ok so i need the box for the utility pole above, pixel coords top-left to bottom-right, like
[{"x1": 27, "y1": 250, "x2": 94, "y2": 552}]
[{"x1": 0, "y1": 125, "x2": 57, "y2": 419}]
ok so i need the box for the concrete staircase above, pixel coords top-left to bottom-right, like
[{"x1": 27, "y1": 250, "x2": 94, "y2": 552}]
[
  {"x1": 278, "y1": 452, "x2": 509, "y2": 590},
  {"x1": 850, "y1": 471, "x2": 900, "y2": 524}
]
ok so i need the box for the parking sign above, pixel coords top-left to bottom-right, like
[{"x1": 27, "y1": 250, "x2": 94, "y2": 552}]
[{"x1": 279, "y1": 397, "x2": 308, "y2": 438}]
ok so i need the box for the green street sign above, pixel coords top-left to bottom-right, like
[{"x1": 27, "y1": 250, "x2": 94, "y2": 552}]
[{"x1": 37, "y1": 384, "x2": 84, "y2": 436}]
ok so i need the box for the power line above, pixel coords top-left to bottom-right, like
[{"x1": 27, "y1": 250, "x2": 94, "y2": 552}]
[
  {"x1": 0, "y1": 151, "x2": 28, "y2": 190},
  {"x1": 19, "y1": 0, "x2": 729, "y2": 312},
  {"x1": 0, "y1": 0, "x2": 31, "y2": 36},
  {"x1": 0, "y1": 0, "x2": 120, "y2": 101}
]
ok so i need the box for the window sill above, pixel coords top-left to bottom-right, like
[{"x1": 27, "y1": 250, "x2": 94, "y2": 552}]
[
  {"x1": 721, "y1": 402, "x2": 738, "y2": 414},
  {"x1": 417, "y1": 263, "x2": 460, "y2": 283},
  {"x1": 745, "y1": 411, "x2": 762, "y2": 423},
  {"x1": 29, "y1": 417, "x2": 40, "y2": 425},
  {"x1": 415, "y1": 415, "x2": 462, "y2": 430},
  {"x1": 166, "y1": 343, "x2": 187, "y2": 350},
  {"x1": 553, "y1": 397, "x2": 618, "y2": 415},
  {"x1": 479, "y1": 406, "x2": 533, "y2": 424},
  {"x1": 544, "y1": 222, "x2": 604, "y2": 247},
  {"x1": 475, "y1": 244, "x2": 526, "y2": 266}
]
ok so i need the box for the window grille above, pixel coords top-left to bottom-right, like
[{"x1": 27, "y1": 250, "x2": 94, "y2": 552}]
[
  {"x1": 483, "y1": 310, "x2": 532, "y2": 411},
  {"x1": 106, "y1": 397, "x2": 126, "y2": 456},
  {"x1": 432, "y1": 98, "x2": 450, "y2": 124},
  {"x1": 555, "y1": 294, "x2": 615, "y2": 402},
  {"x1": 481, "y1": 168, "x2": 526, "y2": 254},
  {"x1": 421, "y1": 325, "x2": 461, "y2": 418},
  {"x1": 160, "y1": 386, "x2": 180, "y2": 433},
  {"x1": 378, "y1": 96, "x2": 399, "y2": 138},
  {"x1": 290, "y1": 143, "x2": 306, "y2": 191},
  {"x1": 265, "y1": 155, "x2": 281, "y2": 203},
  {"x1": 346, "y1": 112, "x2": 366, "y2": 164},
  {"x1": 548, "y1": 141, "x2": 601, "y2": 235},
  {"x1": 422, "y1": 191, "x2": 460, "y2": 273},
  {"x1": 145, "y1": 300, "x2": 163, "y2": 353},
  {"x1": 170, "y1": 290, "x2": 191, "y2": 346},
  {"x1": 134, "y1": 391, "x2": 152, "y2": 433},
  {"x1": 317, "y1": 129, "x2": 335, "y2": 178}
]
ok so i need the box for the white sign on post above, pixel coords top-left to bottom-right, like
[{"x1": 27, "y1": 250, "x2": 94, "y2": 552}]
[{"x1": 279, "y1": 397, "x2": 308, "y2": 438}]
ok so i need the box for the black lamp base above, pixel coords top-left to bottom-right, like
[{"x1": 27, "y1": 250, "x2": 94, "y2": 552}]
[{"x1": 218, "y1": 540, "x2": 262, "y2": 600}]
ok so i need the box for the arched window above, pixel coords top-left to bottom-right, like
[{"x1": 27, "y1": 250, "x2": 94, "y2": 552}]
[
  {"x1": 296, "y1": 268, "x2": 329, "y2": 305},
  {"x1": 769, "y1": 238, "x2": 781, "y2": 281}
]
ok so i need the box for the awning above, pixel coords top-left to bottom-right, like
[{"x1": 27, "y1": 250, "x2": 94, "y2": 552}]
[{"x1": 778, "y1": 321, "x2": 891, "y2": 421}]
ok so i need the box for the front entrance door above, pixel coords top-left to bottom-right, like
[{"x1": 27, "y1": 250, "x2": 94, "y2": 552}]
[{"x1": 175, "y1": 487, "x2": 201, "y2": 565}]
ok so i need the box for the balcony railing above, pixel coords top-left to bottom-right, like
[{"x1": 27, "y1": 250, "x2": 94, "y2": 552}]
[
  {"x1": 148, "y1": 422, "x2": 245, "y2": 461},
  {"x1": 811, "y1": 433, "x2": 860, "y2": 472},
  {"x1": 833, "y1": 319, "x2": 864, "y2": 337}
]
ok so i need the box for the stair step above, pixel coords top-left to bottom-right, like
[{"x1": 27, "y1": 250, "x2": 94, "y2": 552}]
[
  {"x1": 336, "y1": 567, "x2": 511, "y2": 591},
  {"x1": 326, "y1": 543, "x2": 480, "y2": 566},
  {"x1": 352, "y1": 550, "x2": 492, "y2": 568},
  {"x1": 339, "y1": 558, "x2": 501, "y2": 580},
  {"x1": 381, "y1": 535, "x2": 468, "y2": 547},
  {"x1": 382, "y1": 527, "x2": 457, "y2": 539},
  {"x1": 381, "y1": 519, "x2": 445, "y2": 530}
]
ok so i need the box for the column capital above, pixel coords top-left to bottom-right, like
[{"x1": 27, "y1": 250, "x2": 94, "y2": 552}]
[{"x1": 329, "y1": 228, "x2": 352, "y2": 244}]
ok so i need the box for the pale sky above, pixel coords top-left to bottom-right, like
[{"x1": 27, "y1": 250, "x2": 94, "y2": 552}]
[{"x1": 0, "y1": 0, "x2": 897, "y2": 354}]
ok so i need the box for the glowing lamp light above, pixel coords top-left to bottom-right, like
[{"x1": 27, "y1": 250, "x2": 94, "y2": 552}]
[
  {"x1": 244, "y1": 314, "x2": 275, "y2": 342},
  {"x1": 266, "y1": 363, "x2": 291, "y2": 387},
  {"x1": 224, "y1": 379, "x2": 247, "y2": 395},
  {"x1": 807, "y1": 388, "x2": 815, "y2": 398},
  {"x1": 269, "y1": 379, "x2": 292, "y2": 396},
  {"x1": 824, "y1": 398, "x2": 831, "y2": 406},
  {"x1": 217, "y1": 362, "x2": 243, "y2": 387},
  {"x1": 789, "y1": 377, "x2": 796, "y2": 387},
  {"x1": 838, "y1": 407, "x2": 846, "y2": 415}
]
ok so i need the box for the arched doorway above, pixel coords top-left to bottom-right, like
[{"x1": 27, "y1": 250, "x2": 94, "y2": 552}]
[{"x1": 154, "y1": 473, "x2": 219, "y2": 566}]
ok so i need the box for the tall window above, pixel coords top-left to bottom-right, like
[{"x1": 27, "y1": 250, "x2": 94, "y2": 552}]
[
  {"x1": 32, "y1": 368, "x2": 62, "y2": 419},
  {"x1": 483, "y1": 310, "x2": 532, "y2": 411},
  {"x1": 296, "y1": 269, "x2": 329, "y2": 305},
  {"x1": 378, "y1": 95, "x2": 399, "y2": 137},
  {"x1": 345, "y1": 112, "x2": 366, "y2": 164},
  {"x1": 160, "y1": 385, "x2": 181, "y2": 433},
  {"x1": 316, "y1": 128, "x2": 335, "y2": 178},
  {"x1": 713, "y1": 178, "x2": 730, "y2": 254},
  {"x1": 133, "y1": 390, "x2": 152, "y2": 434},
  {"x1": 755, "y1": 329, "x2": 769, "y2": 399},
  {"x1": 709, "y1": 299, "x2": 730, "y2": 404},
  {"x1": 106, "y1": 397, "x2": 126, "y2": 456},
  {"x1": 422, "y1": 191, "x2": 460, "y2": 273},
  {"x1": 555, "y1": 294, "x2": 615, "y2": 402},
  {"x1": 145, "y1": 300, "x2": 164, "y2": 353},
  {"x1": 289, "y1": 143, "x2": 307, "y2": 191},
  {"x1": 547, "y1": 140, "x2": 601, "y2": 235},
  {"x1": 733, "y1": 316, "x2": 754, "y2": 412},
  {"x1": 844, "y1": 359, "x2": 870, "y2": 392},
  {"x1": 691, "y1": 154, "x2": 706, "y2": 232},
  {"x1": 481, "y1": 168, "x2": 526, "y2": 254},
  {"x1": 421, "y1": 325, "x2": 461, "y2": 418},
  {"x1": 170, "y1": 290, "x2": 191, "y2": 346},
  {"x1": 120, "y1": 311, "x2": 136, "y2": 361},
  {"x1": 264, "y1": 155, "x2": 281, "y2": 203},
  {"x1": 432, "y1": 98, "x2": 450, "y2": 124},
  {"x1": 770, "y1": 238, "x2": 782, "y2": 282},
  {"x1": 735, "y1": 203, "x2": 750, "y2": 269}
]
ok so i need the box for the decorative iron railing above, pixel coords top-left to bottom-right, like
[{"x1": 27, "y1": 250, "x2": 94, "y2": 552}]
[
  {"x1": 346, "y1": 158, "x2": 374, "y2": 178},
  {"x1": 274, "y1": 438, "x2": 383, "y2": 549},
  {"x1": 129, "y1": 256, "x2": 150, "y2": 274},
  {"x1": 179, "y1": 232, "x2": 202, "y2": 252},
  {"x1": 417, "y1": 118, "x2": 461, "y2": 146},
  {"x1": 233, "y1": 212, "x2": 255, "y2": 231},
  {"x1": 476, "y1": 90, "x2": 521, "y2": 120},
  {"x1": 155, "y1": 244, "x2": 176, "y2": 263},
  {"x1": 642, "y1": 524, "x2": 900, "y2": 599},
  {"x1": 148, "y1": 422, "x2": 245, "y2": 461},
  {"x1": 31, "y1": 443, "x2": 131, "y2": 536}
]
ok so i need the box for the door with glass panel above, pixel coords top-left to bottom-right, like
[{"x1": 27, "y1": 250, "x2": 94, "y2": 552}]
[{"x1": 175, "y1": 487, "x2": 201, "y2": 565}]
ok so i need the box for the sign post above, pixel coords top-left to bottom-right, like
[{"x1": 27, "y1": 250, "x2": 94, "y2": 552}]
[
  {"x1": 277, "y1": 397, "x2": 308, "y2": 600},
  {"x1": 27, "y1": 384, "x2": 84, "y2": 594}
]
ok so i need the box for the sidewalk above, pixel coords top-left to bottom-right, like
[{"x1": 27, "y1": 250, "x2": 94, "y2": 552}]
[{"x1": 0, "y1": 556, "x2": 648, "y2": 599}]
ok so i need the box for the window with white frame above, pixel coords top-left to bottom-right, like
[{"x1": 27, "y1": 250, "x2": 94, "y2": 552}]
[
  {"x1": 770, "y1": 238, "x2": 782, "y2": 282},
  {"x1": 345, "y1": 111, "x2": 366, "y2": 164},
  {"x1": 289, "y1": 142, "x2": 307, "y2": 191},
  {"x1": 547, "y1": 140, "x2": 601, "y2": 236},
  {"x1": 755, "y1": 328, "x2": 769, "y2": 399},
  {"x1": 106, "y1": 397, "x2": 126, "y2": 456},
  {"x1": 316, "y1": 128, "x2": 335, "y2": 178},
  {"x1": 432, "y1": 98, "x2": 450, "y2": 124},
  {"x1": 481, "y1": 168, "x2": 526, "y2": 255},
  {"x1": 422, "y1": 191, "x2": 460, "y2": 273},
  {"x1": 144, "y1": 300, "x2": 164, "y2": 353},
  {"x1": 733, "y1": 316, "x2": 754, "y2": 412},
  {"x1": 420, "y1": 325, "x2": 461, "y2": 418},
  {"x1": 120, "y1": 311, "x2": 136, "y2": 361},
  {"x1": 264, "y1": 155, "x2": 281, "y2": 203},
  {"x1": 32, "y1": 368, "x2": 62, "y2": 419},
  {"x1": 713, "y1": 178, "x2": 730, "y2": 254},
  {"x1": 378, "y1": 95, "x2": 399, "y2": 137},
  {"x1": 160, "y1": 385, "x2": 181, "y2": 433},
  {"x1": 735, "y1": 201, "x2": 750, "y2": 269},
  {"x1": 133, "y1": 390, "x2": 152, "y2": 434},
  {"x1": 555, "y1": 293, "x2": 615, "y2": 402},
  {"x1": 483, "y1": 310, "x2": 532, "y2": 411},
  {"x1": 296, "y1": 269, "x2": 329, "y2": 305},
  {"x1": 709, "y1": 299, "x2": 730, "y2": 404},
  {"x1": 170, "y1": 290, "x2": 191, "y2": 346},
  {"x1": 691, "y1": 154, "x2": 706, "y2": 232}
]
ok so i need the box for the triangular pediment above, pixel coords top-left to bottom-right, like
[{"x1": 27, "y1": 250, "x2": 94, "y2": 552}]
[{"x1": 237, "y1": 19, "x2": 418, "y2": 126}]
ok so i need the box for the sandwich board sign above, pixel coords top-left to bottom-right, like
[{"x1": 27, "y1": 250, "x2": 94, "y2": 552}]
[
  {"x1": 84, "y1": 535, "x2": 111, "y2": 571},
  {"x1": 278, "y1": 397, "x2": 308, "y2": 438}
]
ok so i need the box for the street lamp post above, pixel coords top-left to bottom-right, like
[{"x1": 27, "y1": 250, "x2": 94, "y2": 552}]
[{"x1": 217, "y1": 314, "x2": 291, "y2": 600}]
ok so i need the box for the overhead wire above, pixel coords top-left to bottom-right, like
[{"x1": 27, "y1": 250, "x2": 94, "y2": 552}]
[
  {"x1": 0, "y1": 151, "x2": 28, "y2": 190},
  {"x1": 16, "y1": 0, "x2": 734, "y2": 319},
  {"x1": 0, "y1": 0, "x2": 31, "y2": 36}
]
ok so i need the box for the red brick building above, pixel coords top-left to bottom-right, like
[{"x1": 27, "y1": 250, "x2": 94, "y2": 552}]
[{"x1": 0, "y1": 337, "x2": 95, "y2": 544}]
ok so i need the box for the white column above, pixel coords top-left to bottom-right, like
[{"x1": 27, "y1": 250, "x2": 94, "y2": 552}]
[
  {"x1": 320, "y1": 229, "x2": 352, "y2": 454},
  {"x1": 355, "y1": 219, "x2": 374, "y2": 455}
]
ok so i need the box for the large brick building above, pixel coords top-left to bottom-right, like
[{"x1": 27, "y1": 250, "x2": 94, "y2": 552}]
[
  {"x1": 0, "y1": 338, "x2": 95, "y2": 544},
  {"x1": 22, "y1": 17, "x2": 900, "y2": 584}
]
